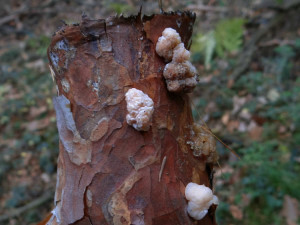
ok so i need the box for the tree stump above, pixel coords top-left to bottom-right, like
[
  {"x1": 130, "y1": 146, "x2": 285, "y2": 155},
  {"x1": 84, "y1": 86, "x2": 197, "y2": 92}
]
[{"x1": 46, "y1": 11, "x2": 217, "y2": 225}]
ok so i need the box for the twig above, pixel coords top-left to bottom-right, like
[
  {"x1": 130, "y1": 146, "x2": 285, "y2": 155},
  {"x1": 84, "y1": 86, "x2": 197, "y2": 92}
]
[
  {"x1": 158, "y1": 156, "x2": 167, "y2": 182},
  {"x1": 259, "y1": 39, "x2": 295, "y2": 47},
  {"x1": 0, "y1": 0, "x2": 59, "y2": 26},
  {"x1": 255, "y1": 0, "x2": 300, "y2": 11},
  {"x1": 0, "y1": 192, "x2": 53, "y2": 222},
  {"x1": 185, "y1": 4, "x2": 228, "y2": 13},
  {"x1": 0, "y1": 4, "x2": 28, "y2": 26},
  {"x1": 228, "y1": 14, "x2": 284, "y2": 83},
  {"x1": 228, "y1": 0, "x2": 300, "y2": 83}
]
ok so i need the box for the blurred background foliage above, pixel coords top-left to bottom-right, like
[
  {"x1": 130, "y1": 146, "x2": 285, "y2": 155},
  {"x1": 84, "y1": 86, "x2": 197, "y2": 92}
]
[{"x1": 0, "y1": 0, "x2": 299, "y2": 224}]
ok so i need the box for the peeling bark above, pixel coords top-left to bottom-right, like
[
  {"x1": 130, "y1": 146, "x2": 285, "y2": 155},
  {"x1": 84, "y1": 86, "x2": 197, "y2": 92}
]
[{"x1": 46, "y1": 11, "x2": 217, "y2": 225}]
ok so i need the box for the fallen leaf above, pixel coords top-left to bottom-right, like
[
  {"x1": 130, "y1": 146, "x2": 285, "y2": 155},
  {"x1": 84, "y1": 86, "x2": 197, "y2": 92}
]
[
  {"x1": 227, "y1": 78, "x2": 234, "y2": 88},
  {"x1": 239, "y1": 108, "x2": 251, "y2": 121},
  {"x1": 29, "y1": 106, "x2": 48, "y2": 118},
  {"x1": 232, "y1": 96, "x2": 247, "y2": 115},
  {"x1": 248, "y1": 121, "x2": 263, "y2": 141},
  {"x1": 25, "y1": 59, "x2": 46, "y2": 72},
  {"x1": 252, "y1": 114, "x2": 267, "y2": 126},
  {"x1": 227, "y1": 120, "x2": 239, "y2": 133},
  {"x1": 199, "y1": 75, "x2": 213, "y2": 83},
  {"x1": 278, "y1": 125, "x2": 287, "y2": 134},
  {"x1": 205, "y1": 101, "x2": 217, "y2": 113},
  {"x1": 22, "y1": 118, "x2": 51, "y2": 131},
  {"x1": 282, "y1": 195, "x2": 299, "y2": 224},
  {"x1": 221, "y1": 112, "x2": 230, "y2": 125},
  {"x1": 230, "y1": 205, "x2": 243, "y2": 220}
]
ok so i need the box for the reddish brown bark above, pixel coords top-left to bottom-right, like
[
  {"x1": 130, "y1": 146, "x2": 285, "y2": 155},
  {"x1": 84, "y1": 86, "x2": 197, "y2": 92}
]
[{"x1": 46, "y1": 11, "x2": 217, "y2": 225}]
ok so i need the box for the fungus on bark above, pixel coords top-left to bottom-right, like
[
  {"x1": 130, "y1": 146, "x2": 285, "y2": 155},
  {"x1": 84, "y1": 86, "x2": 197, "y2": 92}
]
[
  {"x1": 185, "y1": 183, "x2": 219, "y2": 220},
  {"x1": 125, "y1": 88, "x2": 154, "y2": 131},
  {"x1": 155, "y1": 27, "x2": 198, "y2": 93},
  {"x1": 187, "y1": 123, "x2": 219, "y2": 163},
  {"x1": 44, "y1": 10, "x2": 218, "y2": 225}
]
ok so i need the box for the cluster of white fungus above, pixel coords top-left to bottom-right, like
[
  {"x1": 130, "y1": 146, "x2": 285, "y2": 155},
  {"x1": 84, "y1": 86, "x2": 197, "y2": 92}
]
[
  {"x1": 156, "y1": 28, "x2": 198, "y2": 93},
  {"x1": 155, "y1": 28, "x2": 181, "y2": 61},
  {"x1": 185, "y1": 182, "x2": 219, "y2": 220},
  {"x1": 125, "y1": 88, "x2": 154, "y2": 131}
]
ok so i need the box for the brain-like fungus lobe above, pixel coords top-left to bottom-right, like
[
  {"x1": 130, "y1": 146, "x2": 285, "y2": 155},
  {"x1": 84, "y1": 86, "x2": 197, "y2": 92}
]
[
  {"x1": 125, "y1": 88, "x2": 154, "y2": 131},
  {"x1": 185, "y1": 182, "x2": 219, "y2": 220},
  {"x1": 155, "y1": 27, "x2": 181, "y2": 61},
  {"x1": 156, "y1": 28, "x2": 198, "y2": 93},
  {"x1": 187, "y1": 123, "x2": 219, "y2": 163}
]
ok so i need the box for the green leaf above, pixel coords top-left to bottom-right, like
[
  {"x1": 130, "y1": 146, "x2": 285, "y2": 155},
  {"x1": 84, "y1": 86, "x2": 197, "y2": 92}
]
[
  {"x1": 108, "y1": 3, "x2": 133, "y2": 15},
  {"x1": 215, "y1": 18, "x2": 246, "y2": 57},
  {"x1": 192, "y1": 31, "x2": 216, "y2": 69}
]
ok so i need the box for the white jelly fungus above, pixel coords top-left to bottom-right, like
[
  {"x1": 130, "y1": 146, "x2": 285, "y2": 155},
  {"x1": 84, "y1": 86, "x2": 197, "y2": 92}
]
[
  {"x1": 185, "y1": 182, "x2": 219, "y2": 220},
  {"x1": 156, "y1": 28, "x2": 198, "y2": 93},
  {"x1": 172, "y1": 43, "x2": 191, "y2": 63},
  {"x1": 155, "y1": 28, "x2": 181, "y2": 61},
  {"x1": 125, "y1": 88, "x2": 154, "y2": 131}
]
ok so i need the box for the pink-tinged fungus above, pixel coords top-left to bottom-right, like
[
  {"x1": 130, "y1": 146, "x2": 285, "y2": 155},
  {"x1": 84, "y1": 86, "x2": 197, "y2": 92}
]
[
  {"x1": 155, "y1": 28, "x2": 181, "y2": 61},
  {"x1": 125, "y1": 88, "x2": 154, "y2": 131},
  {"x1": 156, "y1": 28, "x2": 198, "y2": 93}
]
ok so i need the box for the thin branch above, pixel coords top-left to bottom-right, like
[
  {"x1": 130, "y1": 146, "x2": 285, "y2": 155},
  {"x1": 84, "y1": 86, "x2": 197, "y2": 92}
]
[
  {"x1": 185, "y1": 4, "x2": 228, "y2": 13},
  {"x1": 159, "y1": 156, "x2": 167, "y2": 182},
  {"x1": 0, "y1": 192, "x2": 53, "y2": 222},
  {"x1": 228, "y1": 14, "x2": 284, "y2": 83},
  {"x1": 259, "y1": 39, "x2": 295, "y2": 47},
  {"x1": 0, "y1": 0, "x2": 59, "y2": 26},
  {"x1": 228, "y1": 0, "x2": 300, "y2": 83}
]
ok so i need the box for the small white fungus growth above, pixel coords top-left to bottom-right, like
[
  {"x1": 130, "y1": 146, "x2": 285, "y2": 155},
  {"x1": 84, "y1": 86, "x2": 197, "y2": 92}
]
[
  {"x1": 185, "y1": 182, "x2": 219, "y2": 220},
  {"x1": 125, "y1": 88, "x2": 154, "y2": 131},
  {"x1": 155, "y1": 28, "x2": 181, "y2": 61},
  {"x1": 156, "y1": 28, "x2": 198, "y2": 93},
  {"x1": 172, "y1": 43, "x2": 191, "y2": 63}
]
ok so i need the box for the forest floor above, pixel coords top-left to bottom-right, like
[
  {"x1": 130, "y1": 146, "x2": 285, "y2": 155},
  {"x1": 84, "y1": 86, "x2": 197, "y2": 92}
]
[{"x1": 0, "y1": 0, "x2": 299, "y2": 224}]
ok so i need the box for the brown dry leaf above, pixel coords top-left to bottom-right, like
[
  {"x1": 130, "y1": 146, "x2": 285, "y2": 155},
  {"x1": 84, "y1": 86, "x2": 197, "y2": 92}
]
[
  {"x1": 278, "y1": 125, "x2": 287, "y2": 134},
  {"x1": 282, "y1": 195, "x2": 299, "y2": 225},
  {"x1": 230, "y1": 205, "x2": 243, "y2": 220},
  {"x1": 215, "y1": 165, "x2": 234, "y2": 177},
  {"x1": 241, "y1": 194, "x2": 251, "y2": 207},
  {"x1": 199, "y1": 75, "x2": 213, "y2": 83},
  {"x1": 25, "y1": 59, "x2": 46, "y2": 72},
  {"x1": 227, "y1": 78, "x2": 234, "y2": 88},
  {"x1": 29, "y1": 105, "x2": 47, "y2": 118},
  {"x1": 227, "y1": 120, "x2": 240, "y2": 133},
  {"x1": 232, "y1": 96, "x2": 247, "y2": 115},
  {"x1": 248, "y1": 121, "x2": 263, "y2": 141},
  {"x1": 22, "y1": 117, "x2": 51, "y2": 131},
  {"x1": 205, "y1": 101, "x2": 217, "y2": 113},
  {"x1": 221, "y1": 112, "x2": 230, "y2": 125}
]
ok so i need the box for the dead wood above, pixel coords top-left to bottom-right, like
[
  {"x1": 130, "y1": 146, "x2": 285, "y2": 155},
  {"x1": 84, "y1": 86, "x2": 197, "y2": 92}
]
[{"x1": 46, "y1": 11, "x2": 217, "y2": 225}]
